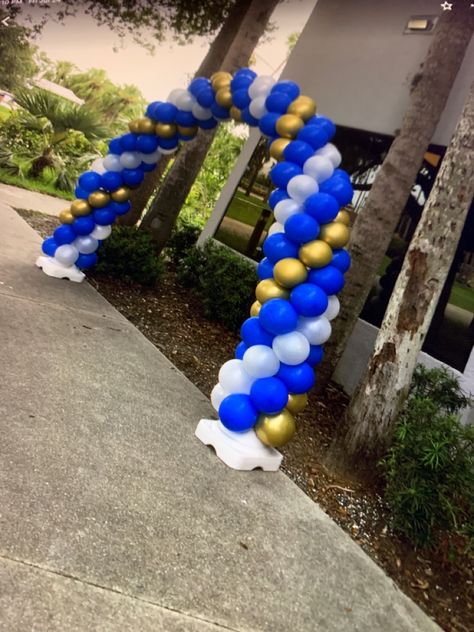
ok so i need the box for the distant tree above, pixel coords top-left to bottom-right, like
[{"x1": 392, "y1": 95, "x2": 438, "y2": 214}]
[{"x1": 0, "y1": 10, "x2": 38, "y2": 92}]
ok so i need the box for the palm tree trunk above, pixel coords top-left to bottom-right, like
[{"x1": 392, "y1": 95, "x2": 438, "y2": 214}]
[
  {"x1": 334, "y1": 80, "x2": 474, "y2": 473},
  {"x1": 316, "y1": 6, "x2": 474, "y2": 394},
  {"x1": 118, "y1": 0, "x2": 253, "y2": 227},
  {"x1": 140, "y1": 0, "x2": 279, "y2": 252}
]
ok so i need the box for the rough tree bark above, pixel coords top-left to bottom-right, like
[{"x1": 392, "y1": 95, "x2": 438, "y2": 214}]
[
  {"x1": 118, "y1": 0, "x2": 253, "y2": 226},
  {"x1": 334, "y1": 80, "x2": 474, "y2": 471},
  {"x1": 140, "y1": 0, "x2": 279, "y2": 252},
  {"x1": 316, "y1": 6, "x2": 474, "y2": 392}
]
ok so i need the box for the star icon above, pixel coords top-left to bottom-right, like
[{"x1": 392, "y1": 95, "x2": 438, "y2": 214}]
[{"x1": 440, "y1": 1, "x2": 453, "y2": 9}]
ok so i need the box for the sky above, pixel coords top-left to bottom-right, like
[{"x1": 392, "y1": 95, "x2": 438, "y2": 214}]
[{"x1": 18, "y1": 0, "x2": 317, "y2": 103}]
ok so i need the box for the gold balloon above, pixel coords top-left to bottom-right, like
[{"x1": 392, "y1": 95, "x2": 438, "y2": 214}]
[
  {"x1": 70, "y1": 199, "x2": 92, "y2": 217},
  {"x1": 299, "y1": 240, "x2": 333, "y2": 268},
  {"x1": 156, "y1": 122, "x2": 177, "y2": 139},
  {"x1": 286, "y1": 392, "x2": 308, "y2": 415},
  {"x1": 178, "y1": 125, "x2": 198, "y2": 137},
  {"x1": 275, "y1": 114, "x2": 304, "y2": 139},
  {"x1": 215, "y1": 88, "x2": 233, "y2": 108},
  {"x1": 335, "y1": 209, "x2": 351, "y2": 226},
  {"x1": 250, "y1": 300, "x2": 262, "y2": 317},
  {"x1": 59, "y1": 209, "x2": 74, "y2": 224},
  {"x1": 137, "y1": 117, "x2": 156, "y2": 134},
  {"x1": 319, "y1": 222, "x2": 350, "y2": 249},
  {"x1": 287, "y1": 95, "x2": 316, "y2": 121},
  {"x1": 255, "y1": 279, "x2": 290, "y2": 304},
  {"x1": 255, "y1": 409, "x2": 296, "y2": 448},
  {"x1": 88, "y1": 191, "x2": 110, "y2": 208},
  {"x1": 210, "y1": 70, "x2": 231, "y2": 82},
  {"x1": 269, "y1": 138, "x2": 290, "y2": 161},
  {"x1": 111, "y1": 187, "x2": 130, "y2": 203},
  {"x1": 230, "y1": 106, "x2": 242, "y2": 122},
  {"x1": 273, "y1": 258, "x2": 308, "y2": 288},
  {"x1": 128, "y1": 118, "x2": 141, "y2": 134},
  {"x1": 211, "y1": 71, "x2": 232, "y2": 91}
]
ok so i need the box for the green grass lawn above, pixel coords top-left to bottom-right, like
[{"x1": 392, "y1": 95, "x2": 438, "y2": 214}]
[
  {"x1": 225, "y1": 190, "x2": 272, "y2": 229},
  {"x1": 450, "y1": 282, "x2": 474, "y2": 313},
  {"x1": 0, "y1": 105, "x2": 12, "y2": 122},
  {"x1": 0, "y1": 169, "x2": 74, "y2": 201}
]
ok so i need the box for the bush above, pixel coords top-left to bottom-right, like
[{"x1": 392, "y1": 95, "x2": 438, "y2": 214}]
[
  {"x1": 95, "y1": 226, "x2": 165, "y2": 287},
  {"x1": 177, "y1": 239, "x2": 256, "y2": 331},
  {"x1": 166, "y1": 218, "x2": 202, "y2": 265},
  {"x1": 382, "y1": 365, "x2": 473, "y2": 548}
]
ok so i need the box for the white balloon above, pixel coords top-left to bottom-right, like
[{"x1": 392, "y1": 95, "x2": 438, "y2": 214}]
[
  {"x1": 192, "y1": 103, "x2": 213, "y2": 121},
  {"x1": 218, "y1": 359, "x2": 254, "y2": 394},
  {"x1": 167, "y1": 88, "x2": 187, "y2": 105},
  {"x1": 243, "y1": 345, "x2": 280, "y2": 378},
  {"x1": 248, "y1": 75, "x2": 275, "y2": 99},
  {"x1": 103, "y1": 154, "x2": 123, "y2": 172},
  {"x1": 273, "y1": 199, "x2": 302, "y2": 224},
  {"x1": 176, "y1": 90, "x2": 196, "y2": 112},
  {"x1": 315, "y1": 143, "x2": 342, "y2": 168},
  {"x1": 73, "y1": 235, "x2": 99, "y2": 254},
  {"x1": 120, "y1": 151, "x2": 141, "y2": 169},
  {"x1": 90, "y1": 158, "x2": 106, "y2": 175},
  {"x1": 297, "y1": 316, "x2": 332, "y2": 345},
  {"x1": 287, "y1": 174, "x2": 318, "y2": 204},
  {"x1": 272, "y1": 331, "x2": 310, "y2": 366},
  {"x1": 249, "y1": 96, "x2": 267, "y2": 119},
  {"x1": 90, "y1": 224, "x2": 112, "y2": 240},
  {"x1": 323, "y1": 295, "x2": 340, "y2": 321},
  {"x1": 268, "y1": 222, "x2": 285, "y2": 236},
  {"x1": 140, "y1": 150, "x2": 161, "y2": 165},
  {"x1": 211, "y1": 383, "x2": 228, "y2": 412},
  {"x1": 158, "y1": 146, "x2": 178, "y2": 155},
  {"x1": 54, "y1": 244, "x2": 79, "y2": 267},
  {"x1": 303, "y1": 155, "x2": 334, "y2": 183}
]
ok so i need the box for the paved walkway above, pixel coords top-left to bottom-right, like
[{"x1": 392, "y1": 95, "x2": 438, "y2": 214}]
[
  {"x1": 0, "y1": 201, "x2": 439, "y2": 631},
  {"x1": 0, "y1": 182, "x2": 66, "y2": 216}
]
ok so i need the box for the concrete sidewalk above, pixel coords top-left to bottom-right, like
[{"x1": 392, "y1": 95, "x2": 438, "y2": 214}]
[
  {"x1": 0, "y1": 201, "x2": 439, "y2": 632},
  {"x1": 0, "y1": 182, "x2": 66, "y2": 216}
]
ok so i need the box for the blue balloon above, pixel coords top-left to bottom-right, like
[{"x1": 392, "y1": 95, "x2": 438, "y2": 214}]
[
  {"x1": 257, "y1": 257, "x2": 274, "y2": 280},
  {"x1": 141, "y1": 162, "x2": 156, "y2": 171},
  {"x1": 319, "y1": 175, "x2": 354, "y2": 205},
  {"x1": 41, "y1": 237, "x2": 58, "y2": 257},
  {"x1": 210, "y1": 103, "x2": 230, "y2": 120},
  {"x1": 119, "y1": 133, "x2": 138, "y2": 152},
  {"x1": 76, "y1": 252, "x2": 97, "y2": 269},
  {"x1": 268, "y1": 188, "x2": 288, "y2": 210},
  {"x1": 308, "y1": 265, "x2": 345, "y2": 295},
  {"x1": 154, "y1": 102, "x2": 177, "y2": 123},
  {"x1": 297, "y1": 125, "x2": 328, "y2": 150},
  {"x1": 233, "y1": 67, "x2": 256, "y2": 80},
  {"x1": 271, "y1": 80, "x2": 300, "y2": 100},
  {"x1": 189, "y1": 77, "x2": 211, "y2": 97},
  {"x1": 122, "y1": 168, "x2": 145, "y2": 187},
  {"x1": 158, "y1": 136, "x2": 179, "y2": 150},
  {"x1": 136, "y1": 134, "x2": 159, "y2": 153},
  {"x1": 78, "y1": 171, "x2": 102, "y2": 193},
  {"x1": 240, "y1": 317, "x2": 274, "y2": 347},
  {"x1": 284, "y1": 213, "x2": 320, "y2": 244},
  {"x1": 230, "y1": 75, "x2": 253, "y2": 92},
  {"x1": 259, "y1": 112, "x2": 280, "y2": 137},
  {"x1": 270, "y1": 161, "x2": 302, "y2": 188},
  {"x1": 307, "y1": 344, "x2": 324, "y2": 367},
  {"x1": 145, "y1": 100, "x2": 162, "y2": 119},
  {"x1": 241, "y1": 107, "x2": 259, "y2": 126},
  {"x1": 259, "y1": 298, "x2": 298, "y2": 335},
  {"x1": 232, "y1": 88, "x2": 251, "y2": 109},
  {"x1": 93, "y1": 207, "x2": 116, "y2": 226},
  {"x1": 250, "y1": 377, "x2": 288, "y2": 414},
  {"x1": 199, "y1": 117, "x2": 218, "y2": 130},
  {"x1": 72, "y1": 216, "x2": 95, "y2": 236},
  {"x1": 277, "y1": 362, "x2": 315, "y2": 394},
  {"x1": 219, "y1": 394, "x2": 258, "y2": 432},
  {"x1": 111, "y1": 201, "x2": 131, "y2": 216},
  {"x1": 333, "y1": 168, "x2": 351, "y2": 181},
  {"x1": 195, "y1": 87, "x2": 215, "y2": 108},
  {"x1": 283, "y1": 140, "x2": 314, "y2": 166},
  {"x1": 290, "y1": 283, "x2": 328, "y2": 317},
  {"x1": 53, "y1": 224, "x2": 76, "y2": 245},
  {"x1": 100, "y1": 171, "x2": 123, "y2": 192},
  {"x1": 265, "y1": 92, "x2": 292, "y2": 114},
  {"x1": 235, "y1": 341, "x2": 248, "y2": 360},
  {"x1": 332, "y1": 249, "x2": 351, "y2": 273},
  {"x1": 311, "y1": 115, "x2": 336, "y2": 140},
  {"x1": 304, "y1": 192, "x2": 339, "y2": 224},
  {"x1": 108, "y1": 138, "x2": 123, "y2": 154},
  {"x1": 263, "y1": 233, "x2": 299, "y2": 263},
  {"x1": 74, "y1": 186, "x2": 90, "y2": 200},
  {"x1": 176, "y1": 110, "x2": 198, "y2": 127}
]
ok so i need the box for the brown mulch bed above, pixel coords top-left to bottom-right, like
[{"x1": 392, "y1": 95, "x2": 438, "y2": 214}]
[{"x1": 19, "y1": 208, "x2": 473, "y2": 632}]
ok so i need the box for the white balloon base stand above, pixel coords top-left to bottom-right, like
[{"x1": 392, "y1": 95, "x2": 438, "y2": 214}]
[
  {"x1": 195, "y1": 419, "x2": 282, "y2": 472},
  {"x1": 36, "y1": 255, "x2": 85, "y2": 283}
]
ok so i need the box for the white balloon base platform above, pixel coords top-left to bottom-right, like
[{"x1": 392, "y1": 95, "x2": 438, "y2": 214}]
[
  {"x1": 36, "y1": 256, "x2": 85, "y2": 283},
  {"x1": 195, "y1": 419, "x2": 283, "y2": 471}
]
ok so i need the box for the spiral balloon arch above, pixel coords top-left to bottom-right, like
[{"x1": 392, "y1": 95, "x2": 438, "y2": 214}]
[{"x1": 36, "y1": 68, "x2": 352, "y2": 471}]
